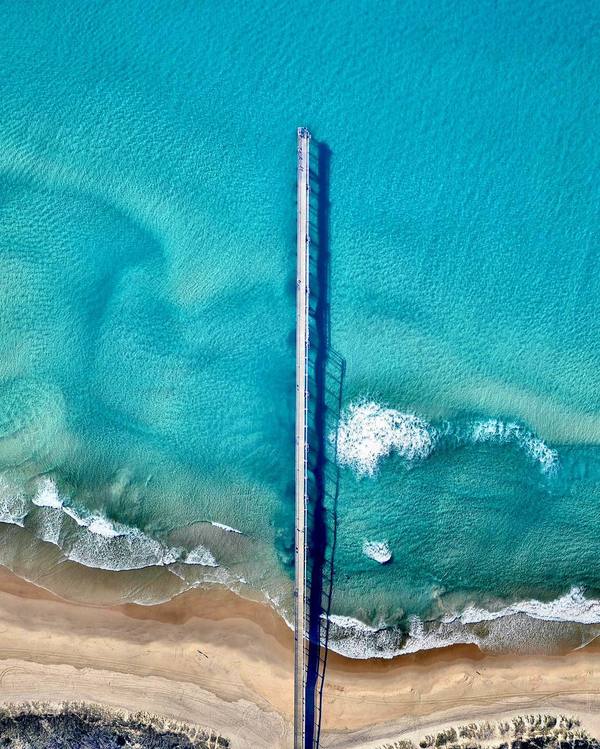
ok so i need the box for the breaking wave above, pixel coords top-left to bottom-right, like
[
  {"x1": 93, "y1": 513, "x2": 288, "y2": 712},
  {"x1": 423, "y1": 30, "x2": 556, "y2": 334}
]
[
  {"x1": 0, "y1": 477, "x2": 29, "y2": 527},
  {"x1": 335, "y1": 400, "x2": 559, "y2": 477},
  {"x1": 470, "y1": 418, "x2": 559, "y2": 473},
  {"x1": 325, "y1": 586, "x2": 600, "y2": 659},
  {"x1": 362, "y1": 539, "x2": 392, "y2": 564},
  {"x1": 210, "y1": 521, "x2": 242, "y2": 534},
  {"x1": 448, "y1": 585, "x2": 600, "y2": 626},
  {"x1": 336, "y1": 401, "x2": 436, "y2": 476},
  {"x1": 1, "y1": 477, "x2": 218, "y2": 572}
]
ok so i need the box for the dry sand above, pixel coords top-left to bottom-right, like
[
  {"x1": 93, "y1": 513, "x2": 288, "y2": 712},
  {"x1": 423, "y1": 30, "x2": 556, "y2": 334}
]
[{"x1": 0, "y1": 565, "x2": 600, "y2": 748}]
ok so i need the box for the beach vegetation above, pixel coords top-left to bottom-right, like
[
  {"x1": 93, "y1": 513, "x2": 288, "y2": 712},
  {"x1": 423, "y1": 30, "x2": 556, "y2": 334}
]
[
  {"x1": 0, "y1": 702, "x2": 229, "y2": 748},
  {"x1": 377, "y1": 715, "x2": 597, "y2": 749}
]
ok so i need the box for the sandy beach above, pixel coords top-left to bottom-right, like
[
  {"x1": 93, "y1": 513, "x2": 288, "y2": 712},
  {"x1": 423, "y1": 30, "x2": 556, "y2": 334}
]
[{"x1": 0, "y1": 566, "x2": 599, "y2": 748}]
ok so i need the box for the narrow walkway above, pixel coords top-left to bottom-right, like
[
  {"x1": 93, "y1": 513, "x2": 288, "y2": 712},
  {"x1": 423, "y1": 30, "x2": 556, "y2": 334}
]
[{"x1": 294, "y1": 126, "x2": 311, "y2": 749}]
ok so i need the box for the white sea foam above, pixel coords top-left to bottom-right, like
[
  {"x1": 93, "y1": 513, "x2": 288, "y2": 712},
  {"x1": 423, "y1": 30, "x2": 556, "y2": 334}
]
[
  {"x1": 324, "y1": 587, "x2": 600, "y2": 659},
  {"x1": 33, "y1": 506, "x2": 63, "y2": 546},
  {"x1": 265, "y1": 590, "x2": 295, "y2": 630},
  {"x1": 184, "y1": 545, "x2": 218, "y2": 567},
  {"x1": 31, "y1": 477, "x2": 63, "y2": 509},
  {"x1": 470, "y1": 418, "x2": 559, "y2": 473},
  {"x1": 86, "y1": 516, "x2": 125, "y2": 538},
  {"x1": 323, "y1": 612, "x2": 468, "y2": 659},
  {"x1": 60, "y1": 510, "x2": 216, "y2": 571},
  {"x1": 400, "y1": 615, "x2": 481, "y2": 655},
  {"x1": 60, "y1": 499, "x2": 129, "y2": 539},
  {"x1": 62, "y1": 505, "x2": 87, "y2": 526},
  {"x1": 336, "y1": 400, "x2": 559, "y2": 476},
  {"x1": 0, "y1": 478, "x2": 28, "y2": 527},
  {"x1": 336, "y1": 401, "x2": 436, "y2": 477},
  {"x1": 60, "y1": 514, "x2": 216, "y2": 571},
  {"x1": 0, "y1": 476, "x2": 220, "y2": 573},
  {"x1": 66, "y1": 529, "x2": 183, "y2": 571},
  {"x1": 362, "y1": 540, "x2": 392, "y2": 564},
  {"x1": 324, "y1": 614, "x2": 404, "y2": 659},
  {"x1": 210, "y1": 521, "x2": 242, "y2": 534},
  {"x1": 328, "y1": 614, "x2": 380, "y2": 631},
  {"x1": 448, "y1": 586, "x2": 600, "y2": 626}
]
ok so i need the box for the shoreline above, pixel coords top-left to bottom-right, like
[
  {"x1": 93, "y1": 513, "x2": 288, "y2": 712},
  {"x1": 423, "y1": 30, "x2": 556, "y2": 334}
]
[
  {"x1": 3, "y1": 477, "x2": 600, "y2": 661},
  {"x1": 1, "y1": 568, "x2": 600, "y2": 747}
]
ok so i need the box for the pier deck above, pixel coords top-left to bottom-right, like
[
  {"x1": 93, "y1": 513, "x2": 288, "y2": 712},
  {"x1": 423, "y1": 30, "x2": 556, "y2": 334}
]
[{"x1": 294, "y1": 126, "x2": 311, "y2": 749}]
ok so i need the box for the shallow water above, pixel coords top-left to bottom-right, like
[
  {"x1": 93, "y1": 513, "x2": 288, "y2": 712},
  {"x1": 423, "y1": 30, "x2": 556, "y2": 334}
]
[{"x1": 0, "y1": 0, "x2": 598, "y2": 654}]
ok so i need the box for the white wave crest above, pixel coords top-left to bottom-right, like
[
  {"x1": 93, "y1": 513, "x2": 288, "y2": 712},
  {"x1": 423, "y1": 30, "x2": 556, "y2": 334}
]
[
  {"x1": 404, "y1": 587, "x2": 600, "y2": 655},
  {"x1": 323, "y1": 612, "x2": 479, "y2": 659},
  {"x1": 324, "y1": 586, "x2": 600, "y2": 659},
  {"x1": 210, "y1": 521, "x2": 242, "y2": 534},
  {"x1": 336, "y1": 401, "x2": 436, "y2": 477},
  {"x1": 0, "y1": 478, "x2": 28, "y2": 527},
  {"x1": 65, "y1": 529, "x2": 183, "y2": 571},
  {"x1": 324, "y1": 614, "x2": 404, "y2": 659},
  {"x1": 448, "y1": 586, "x2": 600, "y2": 626},
  {"x1": 470, "y1": 419, "x2": 559, "y2": 474},
  {"x1": 184, "y1": 545, "x2": 218, "y2": 566},
  {"x1": 335, "y1": 400, "x2": 559, "y2": 476},
  {"x1": 87, "y1": 516, "x2": 125, "y2": 538},
  {"x1": 402, "y1": 615, "x2": 481, "y2": 655},
  {"x1": 0, "y1": 477, "x2": 221, "y2": 573},
  {"x1": 32, "y1": 477, "x2": 63, "y2": 508},
  {"x1": 33, "y1": 506, "x2": 63, "y2": 546},
  {"x1": 61, "y1": 503, "x2": 128, "y2": 539},
  {"x1": 31, "y1": 478, "x2": 127, "y2": 539},
  {"x1": 362, "y1": 540, "x2": 392, "y2": 564}
]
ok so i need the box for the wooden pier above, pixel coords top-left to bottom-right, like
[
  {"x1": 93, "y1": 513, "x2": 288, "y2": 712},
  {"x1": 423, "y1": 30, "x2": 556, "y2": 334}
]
[{"x1": 294, "y1": 126, "x2": 311, "y2": 749}]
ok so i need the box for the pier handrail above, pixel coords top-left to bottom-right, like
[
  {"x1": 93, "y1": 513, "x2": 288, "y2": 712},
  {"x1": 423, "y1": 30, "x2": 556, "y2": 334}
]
[{"x1": 294, "y1": 126, "x2": 311, "y2": 749}]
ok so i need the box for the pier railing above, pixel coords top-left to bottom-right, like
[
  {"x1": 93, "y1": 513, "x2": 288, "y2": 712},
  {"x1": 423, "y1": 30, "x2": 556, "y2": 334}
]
[
  {"x1": 295, "y1": 129, "x2": 345, "y2": 749},
  {"x1": 294, "y1": 126, "x2": 311, "y2": 749}
]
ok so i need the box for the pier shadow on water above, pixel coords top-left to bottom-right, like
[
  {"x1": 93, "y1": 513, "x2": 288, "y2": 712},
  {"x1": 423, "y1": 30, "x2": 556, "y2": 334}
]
[{"x1": 305, "y1": 140, "x2": 345, "y2": 749}]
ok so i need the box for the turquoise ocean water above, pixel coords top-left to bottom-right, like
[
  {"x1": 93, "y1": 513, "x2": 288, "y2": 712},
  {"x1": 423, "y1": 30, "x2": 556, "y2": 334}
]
[{"x1": 0, "y1": 0, "x2": 598, "y2": 655}]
